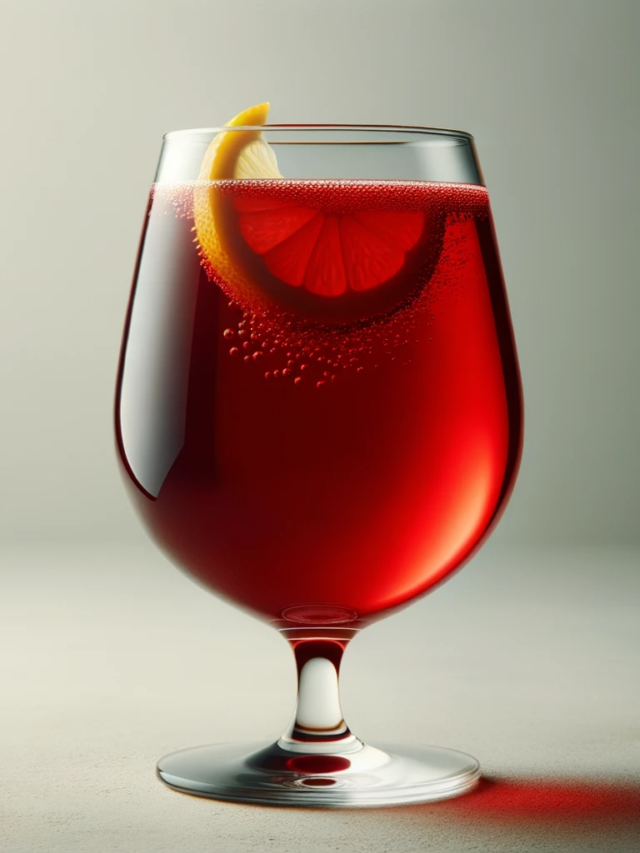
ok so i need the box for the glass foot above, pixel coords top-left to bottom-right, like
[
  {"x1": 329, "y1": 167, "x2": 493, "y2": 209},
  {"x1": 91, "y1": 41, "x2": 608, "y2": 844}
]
[{"x1": 157, "y1": 740, "x2": 480, "y2": 807}]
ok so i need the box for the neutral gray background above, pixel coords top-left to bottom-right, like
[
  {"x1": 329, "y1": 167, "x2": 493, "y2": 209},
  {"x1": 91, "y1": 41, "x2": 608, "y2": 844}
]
[
  {"x1": 2, "y1": 4, "x2": 639, "y2": 851},
  {"x1": 1, "y1": 0, "x2": 639, "y2": 547}
]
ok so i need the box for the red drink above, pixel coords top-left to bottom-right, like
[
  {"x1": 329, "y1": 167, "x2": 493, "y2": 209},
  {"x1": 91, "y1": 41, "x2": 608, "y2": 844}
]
[{"x1": 116, "y1": 179, "x2": 522, "y2": 627}]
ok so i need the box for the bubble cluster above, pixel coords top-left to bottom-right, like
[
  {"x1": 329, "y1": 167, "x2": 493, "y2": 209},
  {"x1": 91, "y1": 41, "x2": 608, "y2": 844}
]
[
  {"x1": 153, "y1": 178, "x2": 489, "y2": 387},
  {"x1": 216, "y1": 178, "x2": 488, "y2": 216}
]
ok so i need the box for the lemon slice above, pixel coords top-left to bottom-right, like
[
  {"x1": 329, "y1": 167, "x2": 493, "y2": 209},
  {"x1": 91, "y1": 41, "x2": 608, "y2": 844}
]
[
  {"x1": 197, "y1": 102, "x2": 281, "y2": 182},
  {"x1": 193, "y1": 104, "x2": 440, "y2": 324},
  {"x1": 194, "y1": 103, "x2": 282, "y2": 300}
]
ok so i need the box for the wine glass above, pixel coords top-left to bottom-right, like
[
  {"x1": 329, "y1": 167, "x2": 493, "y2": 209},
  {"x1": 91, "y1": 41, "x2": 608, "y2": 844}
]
[{"x1": 115, "y1": 121, "x2": 522, "y2": 807}]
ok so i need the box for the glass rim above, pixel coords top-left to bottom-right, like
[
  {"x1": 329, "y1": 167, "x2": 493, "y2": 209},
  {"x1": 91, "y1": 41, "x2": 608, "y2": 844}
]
[{"x1": 162, "y1": 124, "x2": 475, "y2": 143}]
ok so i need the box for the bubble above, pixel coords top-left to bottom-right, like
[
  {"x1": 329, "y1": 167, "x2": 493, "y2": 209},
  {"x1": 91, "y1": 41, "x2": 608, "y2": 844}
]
[
  {"x1": 331, "y1": 374, "x2": 337, "y2": 381},
  {"x1": 357, "y1": 366, "x2": 364, "y2": 373},
  {"x1": 243, "y1": 355, "x2": 251, "y2": 362},
  {"x1": 282, "y1": 368, "x2": 293, "y2": 378},
  {"x1": 252, "y1": 350, "x2": 264, "y2": 361},
  {"x1": 238, "y1": 329, "x2": 247, "y2": 338},
  {"x1": 242, "y1": 341, "x2": 250, "y2": 350},
  {"x1": 294, "y1": 377, "x2": 303, "y2": 386},
  {"x1": 229, "y1": 347, "x2": 239, "y2": 356},
  {"x1": 223, "y1": 328, "x2": 235, "y2": 339},
  {"x1": 316, "y1": 381, "x2": 326, "y2": 389},
  {"x1": 273, "y1": 370, "x2": 281, "y2": 378},
  {"x1": 265, "y1": 371, "x2": 272, "y2": 379},
  {"x1": 300, "y1": 364, "x2": 309, "y2": 372}
]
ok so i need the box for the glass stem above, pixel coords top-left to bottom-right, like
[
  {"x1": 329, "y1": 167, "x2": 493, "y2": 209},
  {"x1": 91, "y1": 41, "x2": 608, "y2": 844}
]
[{"x1": 278, "y1": 633, "x2": 360, "y2": 753}]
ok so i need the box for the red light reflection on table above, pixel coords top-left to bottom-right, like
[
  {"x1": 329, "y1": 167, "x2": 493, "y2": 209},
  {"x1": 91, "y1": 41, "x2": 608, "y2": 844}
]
[{"x1": 450, "y1": 777, "x2": 640, "y2": 827}]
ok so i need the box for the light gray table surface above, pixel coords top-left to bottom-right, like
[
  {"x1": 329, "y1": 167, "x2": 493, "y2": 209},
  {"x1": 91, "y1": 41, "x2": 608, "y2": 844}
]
[{"x1": 2, "y1": 544, "x2": 639, "y2": 852}]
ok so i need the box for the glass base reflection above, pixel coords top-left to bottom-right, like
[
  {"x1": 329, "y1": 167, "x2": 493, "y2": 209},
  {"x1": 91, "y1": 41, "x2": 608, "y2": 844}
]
[{"x1": 157, "y1": 740, "x2": 480, "y2": 807}]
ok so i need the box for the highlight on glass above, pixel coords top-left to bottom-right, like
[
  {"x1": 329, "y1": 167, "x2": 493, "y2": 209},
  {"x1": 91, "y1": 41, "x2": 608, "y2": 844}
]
[{"x1": 115, "y1": 103, "x2": 523, "y2": 806}]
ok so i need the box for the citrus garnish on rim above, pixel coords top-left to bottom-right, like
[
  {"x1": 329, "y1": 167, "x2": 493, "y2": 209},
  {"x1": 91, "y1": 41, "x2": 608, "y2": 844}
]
[{"x1": 193, "y1": 103, "x2": 444, "y2": 324}]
